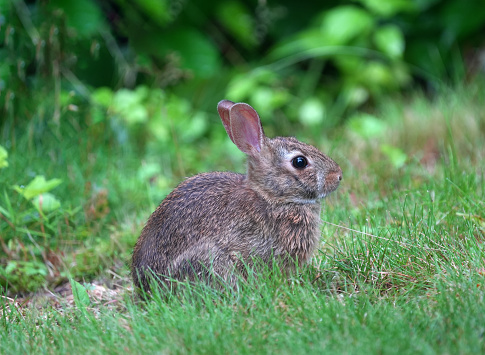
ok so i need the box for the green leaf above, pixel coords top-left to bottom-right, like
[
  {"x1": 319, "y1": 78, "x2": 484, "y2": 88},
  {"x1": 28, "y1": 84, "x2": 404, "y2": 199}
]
[
  {"x1": 299, "y1": 98, "x2": 326, "y2": 126},
  {"x1": 227, "y1": 70, "x2": 277, "y2": 102},
  {"x1": 92, "y1": 87, "x2": 114, "y2": 107},
  {"x1": 341, "y1": 86, "x2": 370, "y2": 108},
  {"x1": 179, "y1": 112, "x2": 208, "y2": 143},
  {"x1": 24, "y1": 262, "x2": 48, "y2": 277},
  {"x1": 348, "y1": 114, "x2": 386, "y2": 139},
  {"x1": 32, "y1": 193, "x2": 62, "y2": 213},
  {"x1": 381, "y1": 144, "x2": 407, "y2": 168},
  {"x1": 13, "y1": 176, "x2": 62, "y2": 200},
  {"x1": 48, "y1": 0, "x2": 106, "y2": 38},
  {"x1": 217, "y1": 1, "x2": 257, "y2": 49},
  {"x1": 137, "y1": 162, "x2": 162, "y2": 182},
  {"x1": 0, "y1": 0, "x2": 11, "y2": 13},
  {"x1": 136, "y1": 28, "x2": 221, "y2": 79},
  {"x1": 70, "y1": 279, "x2": 91, "y2": 308},
  {"x1": 374, "y1": 25, "x2": 405, "y2": 58},
  {"x1": 165, "y1": 29, "x2": 221, "y2": 78},
  {"x1": 112, "y1": 88, "x2": 148, "y2": 124},
  {"x1": 91, "y1": 106, "x2": 107, "y2": 124},
  {"x1": 359, "y1": 62, "x2": 396, "y2": 90},
  {"x1": 5, "y1": 261, "x2": 17, "y2": 274},
  {"x1": 0, "y1": 145, "x2": 8, "y2": 168},
  {"x1": 320, "y1": 6, "x2": 374, "y2": 45},
  {"x1": 136, "y1": 0, "x2": 171, "y2": 26},
  {"x1": 147, "y1": 114, "x2": 170, "y2": 143},
  {"x1": 354, "y1": 0, "x2": 415, "y2": 17}
]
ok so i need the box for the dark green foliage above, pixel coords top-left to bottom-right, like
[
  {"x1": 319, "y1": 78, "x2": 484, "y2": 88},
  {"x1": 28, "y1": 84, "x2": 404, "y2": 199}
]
[{"x1": 2, "y1": 0, "x2": 485, "y2": 134}]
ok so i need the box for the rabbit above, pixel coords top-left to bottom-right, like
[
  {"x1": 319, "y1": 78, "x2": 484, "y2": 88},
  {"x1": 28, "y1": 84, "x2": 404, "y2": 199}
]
[{"x1": 131, "y1": 100, "x2": 342, "y2": 292}]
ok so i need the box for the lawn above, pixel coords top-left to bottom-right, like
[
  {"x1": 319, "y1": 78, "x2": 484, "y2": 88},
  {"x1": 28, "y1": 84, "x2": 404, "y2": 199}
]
[{"x1": 1, "y1": 81, "x2": 484, "y2": 354}]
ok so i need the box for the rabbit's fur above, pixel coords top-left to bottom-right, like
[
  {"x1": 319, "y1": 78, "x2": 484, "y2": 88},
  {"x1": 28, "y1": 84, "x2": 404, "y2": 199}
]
[{"x1": 132, "y1": 100, "x2": 342, "y2": 291}]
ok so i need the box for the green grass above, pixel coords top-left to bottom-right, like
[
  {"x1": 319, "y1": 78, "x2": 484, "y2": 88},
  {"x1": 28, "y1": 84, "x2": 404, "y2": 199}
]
[
  {"x1": 1, "y1": 81, "x2": 485, "y2": 353},
  {"x1": 2, "y1": 266, "x2": 484, "y2": 354}
]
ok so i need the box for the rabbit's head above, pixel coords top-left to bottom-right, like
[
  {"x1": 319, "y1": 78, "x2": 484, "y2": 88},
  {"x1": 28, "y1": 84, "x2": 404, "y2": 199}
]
[{"x1": 217, "y1": 100, "x2": 342, "y2": 205}]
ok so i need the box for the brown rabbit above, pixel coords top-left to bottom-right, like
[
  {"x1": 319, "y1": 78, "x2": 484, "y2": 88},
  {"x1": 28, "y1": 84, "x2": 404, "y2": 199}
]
[{"x1": 131, "y1": 100, "x2": 342, "y2": 291}]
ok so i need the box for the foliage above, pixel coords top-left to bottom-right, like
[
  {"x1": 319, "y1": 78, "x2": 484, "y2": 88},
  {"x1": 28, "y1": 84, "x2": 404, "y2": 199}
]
[
  {"x1": 1, "y1": 0, "x2": 485, "y2": 135},
  {"x1": 0, "y1": 146, "x2": 7, "y2": 168},
  {"x1": 69, "y1": 278, "x2": 91, "y2": 309}
]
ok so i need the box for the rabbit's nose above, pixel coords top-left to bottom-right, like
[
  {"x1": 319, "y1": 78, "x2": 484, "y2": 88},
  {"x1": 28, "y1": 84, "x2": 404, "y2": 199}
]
[
  {"x1": 327, "y1": 167, "x2": 342, "y2": 191},
  {"x1": 334, "y1": 167, "x2": 343, "y2": 181}
]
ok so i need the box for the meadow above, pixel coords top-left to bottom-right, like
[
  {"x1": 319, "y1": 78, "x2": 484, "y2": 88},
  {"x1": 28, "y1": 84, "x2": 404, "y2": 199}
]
[{"x1": 1, "y1": 80, "x2": 484, "y2": 354}]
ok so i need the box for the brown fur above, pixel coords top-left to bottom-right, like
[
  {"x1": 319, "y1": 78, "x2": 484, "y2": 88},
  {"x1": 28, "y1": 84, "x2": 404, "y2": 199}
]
[{"x1": 131, "y1": 101, "x2": 342, "y2": 292}]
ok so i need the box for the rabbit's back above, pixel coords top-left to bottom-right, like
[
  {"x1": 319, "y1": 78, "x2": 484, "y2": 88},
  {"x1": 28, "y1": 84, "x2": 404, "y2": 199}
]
[{"x1": 132, "y1": 172, "x2": 255, "y2": 288}]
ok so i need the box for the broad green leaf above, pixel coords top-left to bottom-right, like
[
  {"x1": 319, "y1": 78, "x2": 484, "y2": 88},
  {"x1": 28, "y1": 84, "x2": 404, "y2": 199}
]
[
  {"x1": 112, "y1": 89, "x2": 148, "y2": 124},
  {"x1": 0, "y1": 145, "x2": 8, "y2": 168},
  {"x1": 136, "y1": 28, "x2": 221, "y2": 79},
  {"x1": 32, "y1": 193, "x2": 61, "y2": 212},
  {"x1": 137, "y1": 162, "x2": 162, "y2": 182},
  {"x1": 148, "y1": 113, "x2": 170, "y2": 143},
  {"x1": 24, "y1": 261, "x2": 48, "y2": 276},
  {"x1": 165, "y1": 29, "x2": 221, "y2": 78},
  {"x1": 136, "y1": 0, "x2": 171, "y2": 26},
  {"x1": 354, "y1": 0, "x2": 415, "y2": 17},
  {"x1": 374, "y1": 25, "x2": 405, "y2": 58},
  {"x1": 5, "y1": 261, "x2": 17, "y2": 274},
  {"x1": 359, "y1": 62, "x2": 395, "y2": 89},
  {"x1": 342, "y1": 86, "x2": 370, "y2": 108},
  {"x1": 320, "y1": 6, "x2": 374, "y2": 45},
  {"x1": 251, "y1": 87, "x2": 274, "y2": 118},
  {"x1": 299, "y1": 98, "x2": 325, "y2": 126},
  {"x1": 179, "y1": 112, "x2": 208, "y2": 143},
  {"x1": 250, "y1": 87, "x2": 290, "y2": 119},
  {"x1": 92, "y1": 87, "x2": 114, "y2": 107},
  {"x1": 13, "y1": 176, "x2": 62, "y2": 200},
  {"x1": 217, "y1": 1, "x2": 257, "y2": 49},
  {"x1": 381, "y1": 144, "x2": 407, "y2": 168},
  {"x1": 91, "y1": 106, "x2": 107, "y2": 124},
  {"x1": 226, "y1": 74, "x2": 257, "y2": 102},
  {"x1": 48, "y1": 0, "x2": 106, "y2": 38},
  {"x1": 70, "y1": 279, "x2": 91, "y2": 308},
  {"x1": 227, "y1": 70, "x2": 277, "y2": 101},
  {"x1": 0, "y1": 0, "x2": 11, "y2": 13},
  {"x1": 348, "y1": 114, "x2": 386, "y2": 139}
]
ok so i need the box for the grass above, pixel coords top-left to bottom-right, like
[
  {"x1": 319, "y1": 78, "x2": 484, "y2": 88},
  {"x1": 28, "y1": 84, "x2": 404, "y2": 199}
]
[
  {"x1": 2, "y1": 267, "x2": 484, "y2": 353},
  {"x1": 1, "y1": 80, "x2": 485, "y2": 353}
]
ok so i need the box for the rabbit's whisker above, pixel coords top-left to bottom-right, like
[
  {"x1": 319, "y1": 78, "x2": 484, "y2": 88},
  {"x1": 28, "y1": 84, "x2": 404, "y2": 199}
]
[{"x1": 321, "y1": 221, "x2": 446, "y2": 252}]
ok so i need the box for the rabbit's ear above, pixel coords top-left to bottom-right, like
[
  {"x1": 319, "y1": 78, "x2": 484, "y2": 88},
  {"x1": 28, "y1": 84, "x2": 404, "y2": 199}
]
[
  {"x1": 217, "y1": 100, "x2": 236, "y2": 144},
  {"x1": 228, "y1": 103, "x2": 264, "y2": 155}
]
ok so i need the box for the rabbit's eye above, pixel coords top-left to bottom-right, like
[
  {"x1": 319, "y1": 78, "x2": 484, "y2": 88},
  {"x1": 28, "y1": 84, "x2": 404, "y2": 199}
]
[{"x1": 292, "y1": 156, "x2": 308, "y2": 169}]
